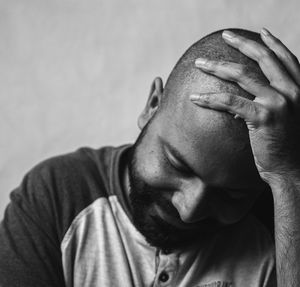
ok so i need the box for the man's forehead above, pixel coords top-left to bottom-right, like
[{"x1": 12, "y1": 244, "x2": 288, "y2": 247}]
[
  {"x1": 170, "y1": 89, "x2": 239, "y2": 135},
  {"x1": 165, "y1": 73, "x2": 251, "y2": 144}
]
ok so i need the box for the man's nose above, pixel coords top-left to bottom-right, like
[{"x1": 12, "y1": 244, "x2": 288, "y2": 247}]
[{"x1": 171, "y1": 178, "x2": 210, "y2": 223}]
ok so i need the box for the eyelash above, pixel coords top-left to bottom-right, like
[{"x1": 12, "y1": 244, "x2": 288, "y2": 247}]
[
  {"x1": 164, "y1": 152, "x2": 192, "y2": 176},
  {"x1": 163, "y1": 151, "x2": 247, "y2": 199}
]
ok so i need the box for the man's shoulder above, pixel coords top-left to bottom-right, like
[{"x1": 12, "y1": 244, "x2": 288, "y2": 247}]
[
  {"x1": 31, "y1": 145, "x2": 119, "y2": 176},
  {"x1": 28, "y1": 144, "x2": 129, "y2": 194},
  {"x1": 9, "y1": 144, "x2": 130, "y2": 241}
]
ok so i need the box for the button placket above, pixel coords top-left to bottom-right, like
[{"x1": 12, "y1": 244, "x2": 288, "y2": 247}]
[{"x1": 153, "y1": 250, "x2": 179, "y2": 286}]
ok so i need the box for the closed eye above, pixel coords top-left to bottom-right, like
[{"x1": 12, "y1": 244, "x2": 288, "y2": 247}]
[{"x1": 163, "y1": 145, "x2": 193, "y2": 177}]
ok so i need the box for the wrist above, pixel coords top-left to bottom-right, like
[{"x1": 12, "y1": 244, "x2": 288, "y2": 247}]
[
  {"x1": 260, "y1": 165, "x2": 300, "y2": 184},
  {"x1": 261, "y1": 170, "x2": 300, "y2": 196}
]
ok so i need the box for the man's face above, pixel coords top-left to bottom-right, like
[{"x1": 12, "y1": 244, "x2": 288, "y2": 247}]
[{"x1": 128, "y1": 90, "x2": 267, "y2": 250}]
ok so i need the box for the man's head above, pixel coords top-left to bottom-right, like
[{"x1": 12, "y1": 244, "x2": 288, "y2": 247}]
[{"x1": 128, "y1": 29, "x2": 269, "y2": 250}]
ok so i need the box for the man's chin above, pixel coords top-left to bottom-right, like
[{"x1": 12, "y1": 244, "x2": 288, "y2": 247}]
[{"x1": 133, "y1": 210, "x2": 224, "y2": 250}]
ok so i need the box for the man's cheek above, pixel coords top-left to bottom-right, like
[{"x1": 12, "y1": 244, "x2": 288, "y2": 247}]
[
  {"x1": 136, "y1": 156, "x2": 175, "y2": 189},
  {"x1": 136, "y1": 149, "x2": 162, "y2": 182}
]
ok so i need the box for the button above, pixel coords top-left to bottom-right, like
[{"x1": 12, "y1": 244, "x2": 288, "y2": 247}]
[
  {"x1": 159, "y1": 272, "x2": 169, "y2": 283},
  {"x1": 162, "y1": 248, "x2": 172, "y2": 255}
]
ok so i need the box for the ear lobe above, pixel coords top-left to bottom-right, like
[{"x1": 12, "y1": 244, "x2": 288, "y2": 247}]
[{"x1": 138, "y1": 77, "x2": 164, "y2": 130}]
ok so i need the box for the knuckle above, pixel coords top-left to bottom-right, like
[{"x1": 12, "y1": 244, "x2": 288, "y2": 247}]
[
  {"x1": 239, "y1": 38, "x2": 252, "y2": 50},
  {"x1": 218, "y1": 61, "x2": 230, "y2": 69},
  {"x1": 232, "y1": 64, "x2": 247, "y2": 80},
  {"x1": 275, "y1": 95, "x2": 289, "y2": 111},
  {"x1": 251, "y1": 102, "x2": 260, "y2": 116},
  {"x1": 206, "y1": 60, "x2": 220, "y2": 73},
  {"x1": 258, "y1": 108, "x2": 273, "y2": 124},
  {"x1": 259, "y1": 95, "x2": 289, "y2": 124},
  {"x1": 259, "y1": 48, "x2": 275, "y2": 60},
  {"x1": 291, "y1": 86, "x2": 300, "y2": 100},
  {"x1": 222, "y1": 94, "x2": 237, "y2": 106}
]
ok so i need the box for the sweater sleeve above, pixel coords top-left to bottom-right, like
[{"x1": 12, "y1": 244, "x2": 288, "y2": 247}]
[
  {"x1": 0, "y1": 146, "x2": 119, "y2": 287},
  {"x1": 0, "y1": 163, "x2": 65, "y2": 287}
]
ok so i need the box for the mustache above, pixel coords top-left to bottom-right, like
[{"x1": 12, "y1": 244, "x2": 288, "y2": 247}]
[{"x1": 129, "y1": 180, "x2": 181, "y2": 221}]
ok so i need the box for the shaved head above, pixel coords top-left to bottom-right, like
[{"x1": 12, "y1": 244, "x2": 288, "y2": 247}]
[
  {"x1": 160, "y1": 29, "x2": 269, "y2": 147},
  {"x1": 164, "y1": 29, "x2": 267, "y2": 104}
]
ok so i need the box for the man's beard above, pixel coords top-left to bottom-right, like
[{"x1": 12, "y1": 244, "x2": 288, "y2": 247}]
[{"x1": 127, "y1": 122, "x2": 224, "y2": 251}]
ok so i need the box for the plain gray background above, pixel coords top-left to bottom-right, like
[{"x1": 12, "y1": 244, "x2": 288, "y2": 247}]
[{"x1": 1, "y1": 0, "x2": 300, "y2": 219}]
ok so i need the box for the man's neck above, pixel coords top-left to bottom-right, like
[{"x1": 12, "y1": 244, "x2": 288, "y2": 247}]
[{"x1": 119, "y1": 152, "x2": 133, "y2": 218}]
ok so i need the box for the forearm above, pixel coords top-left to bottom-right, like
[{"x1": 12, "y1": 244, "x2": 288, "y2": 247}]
[{"x1": 268, "y1": 173, "x2": 300, "y2": 287}]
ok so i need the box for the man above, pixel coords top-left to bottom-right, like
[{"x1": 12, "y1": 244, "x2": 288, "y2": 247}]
[{"x1": 0, "y1": 28, "x2": 299, "y2": 286}]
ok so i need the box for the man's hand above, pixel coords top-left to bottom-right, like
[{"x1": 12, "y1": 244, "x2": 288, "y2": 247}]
[
  {"x1": 190, "y1": 28, "x2": 300, "y2": 287},
  {"x1": 190, "y1": 28, "x2": 300, "y2": 184}
]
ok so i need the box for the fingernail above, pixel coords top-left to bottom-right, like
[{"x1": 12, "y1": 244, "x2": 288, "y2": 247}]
[
  {"x1": 195, "y1": 58, "x2": 209, "y2": 67},
  {"x1": 190, "y1": 94, "x2": 200, "y2": 101},
  {"x1": 222, "y1": 30, "x2": 235, "y2": 41},
  {"x1": 261, "y1": 27, "x2": 270, "y2": 37}
]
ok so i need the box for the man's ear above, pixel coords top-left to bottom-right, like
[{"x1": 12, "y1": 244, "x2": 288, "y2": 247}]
[{"x1": 138, "y1": 77, "x2": 164, "y2": 130}]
